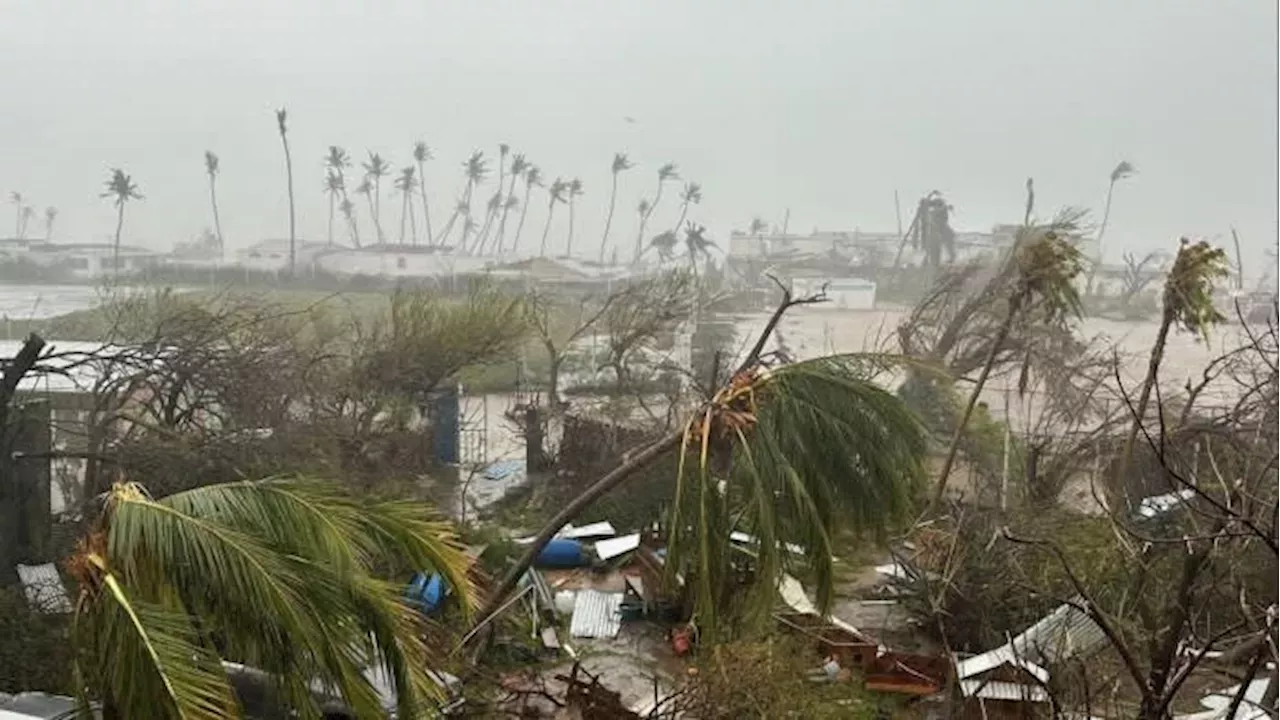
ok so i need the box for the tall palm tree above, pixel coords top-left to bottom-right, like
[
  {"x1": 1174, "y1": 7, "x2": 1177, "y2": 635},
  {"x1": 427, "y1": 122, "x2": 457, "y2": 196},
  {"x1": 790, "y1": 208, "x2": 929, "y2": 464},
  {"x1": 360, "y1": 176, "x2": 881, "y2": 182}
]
[
  {"x1": 512, "y1": 165, "x2": 542, "y2": 255},
  {"x1": 671, "y1": 181, "x2": 702, "y2": 235},
  {"x1": 1115, "y1": 239, "x2": 1228, "y2": 492},
  {"x1": 362, "y1": 152, "x2": 391, "y2": 245},
  {"x1": 1086, "y1": 161, "x2": 1136, "y2": 296},
  {"x1": 67, "y1": 477, "x2": 475, "y2": 719},
  {"x1": 275, "y1": 109, "x2": 297, "y2": 274},
  {"x1": 456, "y1": 151, "x2": 489, "y2": 251},
  {"x1": 478, "y1": 350, "x2": 926, "y2": 635},
  {"x1": 203, "y1": 151, "x2": 224, "y2": 256},
  {"x1": 473, "y1": 192, "x2": 502, "y2": 254},
  {"x1": 412, "y1": 141, "x2": 435, "y2": 246},
  {"x1": 43, "y1": 206, "x2": 57, "y2": 241},
  {"x1": 539, "y1": 178, "x2": 568, "y2": 257},
  {"x1": 19, "y1": 206, "x2": 35, "y2": 240},
  {"x1": 494, "y1": 153, "x2": 528, "y2": 254},
  {"x1": 633, "y1": 198, "x2": 652, "y2": 262},
  {"x1": 932, "y1": 215, "x2": 1086, "y2": 504},
  {"x1": 338, "y1": 197, "x2": 360, "y2": 247},
  {"x1": 643, "y1": 162, "x2": 679, "y2": 235},
  {"x1": 564, "y1": 178, "x2": 584, "y2": 258},
  {"x1": 684, "y1": 222, "x2": 716, "y2": 277},
  {"x1": 394, "y1": 166, "x2": 419, "y2": 245},
  {"x1": 599, "y1": 152, "x2": 634, "y2": 263},
  {"x1": 8, "y1": 191, "x2": 21, "y2": 238},
  {"x1": 324, "y1": 171, "x2": 345, "y2": 247},
  {"x1": 101, "y1": 168, "x2": 143, "y2": 276}
]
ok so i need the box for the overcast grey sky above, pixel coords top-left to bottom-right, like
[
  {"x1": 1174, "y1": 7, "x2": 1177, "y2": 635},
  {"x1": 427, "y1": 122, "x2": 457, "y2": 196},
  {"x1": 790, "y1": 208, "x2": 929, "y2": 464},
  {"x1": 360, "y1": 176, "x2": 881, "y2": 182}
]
[{"x1": 1, "y1": 0, "x2": 1276, "y2": 262}]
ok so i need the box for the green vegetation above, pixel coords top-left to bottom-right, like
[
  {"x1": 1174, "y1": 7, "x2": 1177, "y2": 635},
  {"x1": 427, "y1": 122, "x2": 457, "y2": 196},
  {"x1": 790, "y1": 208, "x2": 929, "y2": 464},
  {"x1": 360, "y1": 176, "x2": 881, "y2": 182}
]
[{"x1": 69, "y1": 478, "x2": 473, "y2": 718}]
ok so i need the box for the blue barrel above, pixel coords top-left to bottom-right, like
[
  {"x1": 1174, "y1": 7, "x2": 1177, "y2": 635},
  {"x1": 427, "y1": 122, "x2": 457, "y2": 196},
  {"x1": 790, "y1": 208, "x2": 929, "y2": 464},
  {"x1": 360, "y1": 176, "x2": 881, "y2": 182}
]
[
  {"x1": 535, "y1": 539, "x2": 588, "y2": 567},
  {"x1": 405, "y1": 572, "x2": 450, "y2": 613}
]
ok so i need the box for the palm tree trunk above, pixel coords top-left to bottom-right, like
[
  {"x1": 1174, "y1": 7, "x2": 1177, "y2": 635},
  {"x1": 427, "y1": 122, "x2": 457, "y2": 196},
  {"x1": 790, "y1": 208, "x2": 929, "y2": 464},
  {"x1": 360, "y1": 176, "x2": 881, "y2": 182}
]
[
  {"x1": 474, "y1": 209, "x2": 497, "y2": 255},
  {"x1": 672, "y1": 202, "x2": 689, "y2": 238},
  {"x1": 634, "y1": 215, "x2": 648, "y2": 263},
  {"x1": 932, "y1": 298, "x2": 1021, "y2": 505},
  {"x1": 399, "y1": 193, "x2": 409, "y2": 244},
  {"x1": 1085, "y1": 181, "x2": 1117, "y2": 297},
  {"x1": 566, "y1": 200, "x2": 576, "y2": 257},
  {"x1": 362, "y1": 195, "x2": 378, "y2": 246},
  {"x1": 539, "y1": 206, "x2": 556, "y2": 258},
  {"x1": 494, "y1": 174, "x2": 519, "y2": 255},
  {"x1": 371, "y1": 180, "x2": 385, "y2": 245},
  {"x1": 416, "y1": 161, "x2": 433, "y2": 246},
  {"x1": 209, "y1": 177, "x2": 224, "y2": 258},
  {"x1": 408, "y1": 196, "x2": 418, "y2": 246},
  {"x1": 600, "y1": 173, "x2": 619, "y2": 263},
  {"x1": 1116, "y1": 310, "x2": 1174, "y2": 498},
  {"x1": 280, "y1": 134, "x2": 297, "y2": 275},
  {"x1": 327, "y1": 195, "x2": 335, "y2": 248},
  {"x1": 112, "y1": 204, "x2": 125, "y2": 278},
  {"x1": 513, "y1": 185, "x2": 533, "y2": 254}
]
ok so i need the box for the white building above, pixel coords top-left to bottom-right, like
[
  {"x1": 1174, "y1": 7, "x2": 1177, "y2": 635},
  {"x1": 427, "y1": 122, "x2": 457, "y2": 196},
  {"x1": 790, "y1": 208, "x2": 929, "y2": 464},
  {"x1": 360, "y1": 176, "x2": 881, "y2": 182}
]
[
  {"x1": 235, "y1": 239, "x2": 332, "y2": 273},
  {"x1": 24, "y1": 243, "x2": 163, "y2": 279}
]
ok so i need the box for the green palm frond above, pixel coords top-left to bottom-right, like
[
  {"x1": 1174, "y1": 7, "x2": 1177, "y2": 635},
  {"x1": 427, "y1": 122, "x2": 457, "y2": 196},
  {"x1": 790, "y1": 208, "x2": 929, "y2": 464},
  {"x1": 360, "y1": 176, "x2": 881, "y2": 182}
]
[
  {"x1": 72, "y1": 478, "x2": 474, "y2": 719},
  {"x1": 1164, "y1": 238, "x2": 1229, "y2": 341},
  {"x1": 76, "y1": 555, "x2": 235, "y2": 719},
  {"x1": 665, "y1": 355, "x2": 927, "y2": 634}
]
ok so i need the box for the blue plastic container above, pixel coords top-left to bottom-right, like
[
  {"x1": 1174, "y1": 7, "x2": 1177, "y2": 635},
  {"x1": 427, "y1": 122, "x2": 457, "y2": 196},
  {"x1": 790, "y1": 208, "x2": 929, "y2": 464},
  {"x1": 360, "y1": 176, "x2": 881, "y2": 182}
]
[
  {"x1": 535, "y1": 539, "x2": 588, "y2": 567},
  {"x1": 405, "y1": 572, "x2": 451, "y2": 613}
]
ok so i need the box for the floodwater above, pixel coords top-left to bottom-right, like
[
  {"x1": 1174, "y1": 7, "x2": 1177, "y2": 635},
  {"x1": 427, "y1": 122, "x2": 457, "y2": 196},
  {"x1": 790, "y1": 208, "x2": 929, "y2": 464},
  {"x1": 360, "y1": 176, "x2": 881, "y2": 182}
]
[{"x1": 0, "y1": 284, "x2": 113, "y2": 322}]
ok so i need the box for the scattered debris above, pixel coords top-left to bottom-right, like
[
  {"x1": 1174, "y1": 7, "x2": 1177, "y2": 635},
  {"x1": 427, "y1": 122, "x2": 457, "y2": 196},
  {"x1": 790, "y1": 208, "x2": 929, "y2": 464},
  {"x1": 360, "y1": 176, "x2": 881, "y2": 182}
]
[
  {"x1": 570, "y1": 590, "x2": 624, "y2": 639},
  {"x1": 595, "y1": 533, "x2": 641, "y2": 561},
  {"x1": 15, "y1": 563, "x2": 72, "y2": 614}
]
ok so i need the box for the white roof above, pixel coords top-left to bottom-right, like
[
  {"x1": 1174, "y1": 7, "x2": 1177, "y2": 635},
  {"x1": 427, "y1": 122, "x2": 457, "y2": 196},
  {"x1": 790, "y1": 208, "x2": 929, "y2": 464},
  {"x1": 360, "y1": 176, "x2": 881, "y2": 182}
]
[
  {"x1": 954, "y1": 646, "x2": 1050, "y2": 685},
  {"x1": 960, "y1": 680, "x2": 1050, "y2": 703}
]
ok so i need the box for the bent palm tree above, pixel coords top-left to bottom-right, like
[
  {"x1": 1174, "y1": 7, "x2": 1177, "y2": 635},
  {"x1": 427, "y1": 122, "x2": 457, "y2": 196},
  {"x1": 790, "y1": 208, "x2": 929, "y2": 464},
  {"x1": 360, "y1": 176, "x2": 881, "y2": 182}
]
[
  {"x1": 600, "y1": 152, "x2": 634, "y2": 263},
  {"x1": 646, "y1": 162, "x2": 679, "y2": 228},
  {"x1": 275, "y1": 109, "x2": 296, "y2": 274},
  {"x1": 204, "y1": 151, "x2": 224, "y2": 255},
  {"x1": 1115, "y1": 239, "x2": 1228, "y2": 492},
  {"x1": 412, "y1": 141, "x2": 435, "y2": 245},
  {"x1": 457, "y1": 151, "x2": 489, "y2": 252},
  {"x1": 324, "y1": 171, "x2": 345, "y2": 247},
  {"x1": 495, "y1": 153, "x2": 528, "y2": 254},
  {"x1": 394, "y1": 166, "x2": 419, "y2": 245},
  {"x1": 476, "y1": 303, "x2": 926, "y2": 633},
  {"x1": 684, "y1": 222, "x2": 716, "y2": 277},
  {"x1": 43, "y1": 206, "x2": 57, "y2": 241},
  {"x1": 932, "y1": 210, "x2": 1087, "y2": 505},
  {"x1": 539, "y1": 178, "x2": 568, "y2": 257},
  {"x1": 68, "y1": 477, "x2": 474, "y2": 719},
  {"x1": 512, "y1": 164, "x2": 542, "y2": 255},
  {"x1": 338, "y1": 198, "x2": 360, "y2": 247},
  {"x1": 671, "y1": 181, "x2": 702, "y2": 236},
  {"x1": 1085, "y1": 160, "x2": 1136, "y2": 296},
  {"x1": 564, "y1": 178, "x2": 584, "y2": 258},
  {"x1": 362, "y1": 152, "x2": 392, "y2": 244},
  {"x1": 101, "y1": 169, "x2": 143, "y2": 277},
  {"x1": 649, "y1": 229, "x2": 677, "y2": 262},
  {"x1": 633, "y1": 198, "x2": 652, "y2": 262},
  {"x1": 8, "y1": 191, "x2": 21, "y2": 238}
]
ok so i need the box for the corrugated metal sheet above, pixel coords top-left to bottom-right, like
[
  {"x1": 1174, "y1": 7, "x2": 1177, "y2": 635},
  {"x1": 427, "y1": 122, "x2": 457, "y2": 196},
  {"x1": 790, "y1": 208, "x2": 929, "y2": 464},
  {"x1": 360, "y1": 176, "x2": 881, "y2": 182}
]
[
  {"x1": 569, "y1": 590, "x2": 623, "y2": 639},
  {"x1": 961, "y1": 680, "x2": 1050, "y2": 703},
  {"x1": 15, "y1": 563, "x2": 72, "y2": 614},
  {"x1": 1009, "y1": 599, "x2": 1107, "y2": 665}
]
